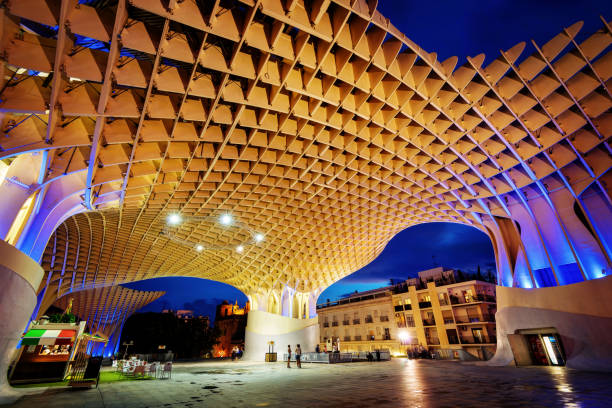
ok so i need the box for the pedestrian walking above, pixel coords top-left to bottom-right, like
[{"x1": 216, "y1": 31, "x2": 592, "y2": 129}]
[
  {"x1": 287, "y1": 345, "x2": 291, "y2": 368},
  {"x1": 296, "y1": 344, "x2": 302, "y2": 368}
]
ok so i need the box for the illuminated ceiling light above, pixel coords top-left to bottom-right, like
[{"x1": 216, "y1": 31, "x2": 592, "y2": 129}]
[
  {"x1": 236, "y1": 245, "x2": 244, "y2": 253},
  {"x1": 195, "y1": 244, "x2": 204, "y2": 252},
  {"x1": 167, "y1": 213, "x2": 182, "y2": 226},
  {"x1": 254, "y1": 233, "x2": 264, "y2": 243},
  {"x1": 220, "y1": 214, "x2": 232, "y2": 226}
]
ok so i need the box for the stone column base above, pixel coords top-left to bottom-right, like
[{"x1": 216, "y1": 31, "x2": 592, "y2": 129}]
[
  {"x1": 488, "y1": 276, "x2": 612, "y2": 371},
  {"x1": 0, "y1": 240, "x2": 44, "y2": 403},
  {"x1": 243, "y1": 310, "x2": 319, "y2": 361}
]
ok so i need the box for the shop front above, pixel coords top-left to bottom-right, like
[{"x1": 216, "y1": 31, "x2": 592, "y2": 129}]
[{"x1": 9, "y1": 322, "x2": 85, "y2": 384}]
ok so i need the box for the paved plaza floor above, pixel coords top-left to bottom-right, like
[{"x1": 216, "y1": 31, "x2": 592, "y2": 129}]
[{"x1": 6, "y1": 359, "x2": 612, "y2": 407}]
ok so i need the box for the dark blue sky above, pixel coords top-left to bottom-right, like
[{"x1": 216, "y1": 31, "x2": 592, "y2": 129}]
[
  {"x1": 124, "y1": 1, "x2": 611, "y2": 316},
  {"x1": 318, "y1": 223, "x2": 495, "y2": 302},
  {"x1": 378, "y1": 0, "x2": 612, "y2": 65},
  {"x1": 124, "y1": 277, "x2": 248, "y2": 321}
]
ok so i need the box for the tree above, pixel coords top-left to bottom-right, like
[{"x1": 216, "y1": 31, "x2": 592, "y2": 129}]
[{"x1": 121, "y1": 312, "x2": 219, "y2": 358}]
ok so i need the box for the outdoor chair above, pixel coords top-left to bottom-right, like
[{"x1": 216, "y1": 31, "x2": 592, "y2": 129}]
[
  {"x1": 147, "y1": 362, "x2": 158, "y2": 378},
  {"x1": 133, "y1": 365, "x2": 146, "y2": 377},
  {"x1": 160, "y1": 362, "x2": 172, "y2": 379},
  {"x1": 122, "y1": 364, "x2": 135, "y2": 376}
]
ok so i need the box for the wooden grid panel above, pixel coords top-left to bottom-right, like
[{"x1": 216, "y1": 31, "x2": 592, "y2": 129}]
[
  {"x1": 53, "y1": 285, "x2": 165, "y2": 338},
  {"x1": 0, "y1": 0, "x2": 610, "y2": 297}
]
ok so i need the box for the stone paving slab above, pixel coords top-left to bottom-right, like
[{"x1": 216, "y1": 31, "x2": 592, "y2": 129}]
[{"x1": 5, "y1": 359, "x2": 612, "y2": 407}]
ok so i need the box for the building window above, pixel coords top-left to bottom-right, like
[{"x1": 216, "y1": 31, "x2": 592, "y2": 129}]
[
  {"x1": 395, "y1": 313, "x2": 406, "y2": 328},
  {"x1": 406, "y1": 315, "x2": 415, "y2": 327}
]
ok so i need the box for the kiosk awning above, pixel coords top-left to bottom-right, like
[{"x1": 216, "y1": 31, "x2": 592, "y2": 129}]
[{"x1": 21, "y1": 329, "x2": 77, "y2": 346}]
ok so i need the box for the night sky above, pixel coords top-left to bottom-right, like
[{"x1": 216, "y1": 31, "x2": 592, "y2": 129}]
[{"x1": 125, "y1": 0, "x2": 612, "y2": 317}]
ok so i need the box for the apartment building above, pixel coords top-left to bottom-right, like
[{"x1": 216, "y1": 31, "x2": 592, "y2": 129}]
[
  {"x1": 317, "y1": 267, "x2": 497, "y2": 360},
  {"x1": 393, "y1": 267, "x2": 497, "y2": 360},
  {"x1": 317, "y1": 288, "x2": 402, "y2": 354}
]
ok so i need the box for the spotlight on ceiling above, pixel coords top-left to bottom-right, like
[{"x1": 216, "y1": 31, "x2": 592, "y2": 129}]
[
  {"x1": 236, "y1": 245, "x2": 244, "y2": 253},
  {"x1": 254, "y1": 233, "x2": 264, "y2": 243},
  {"x1": 220, "y1": 213, "x2": 233, "y2": 226},
  {"x1": 167, "y1": 213, "x2": 182, "y2": 226},
  {"x1": 195, "y1": 244, "x2": 204, "y2": 252}
]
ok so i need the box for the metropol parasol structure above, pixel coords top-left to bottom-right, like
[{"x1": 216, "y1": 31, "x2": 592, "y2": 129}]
[{"x1": 0, "y1": 0, "x2": 611, "y2": 383}]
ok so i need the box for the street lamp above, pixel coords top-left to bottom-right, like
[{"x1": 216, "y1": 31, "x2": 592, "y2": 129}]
[
  {"x1": 398, "y1": 330, "x2": 410, "y2": 357},
  {"x1": 122, "y1": 340, "x2": 134, "y2": 359}
]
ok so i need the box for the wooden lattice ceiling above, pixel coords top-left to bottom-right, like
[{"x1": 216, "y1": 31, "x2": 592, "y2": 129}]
[{"x1": 1, "y1": 0, "x2": 610, "y2": 298}]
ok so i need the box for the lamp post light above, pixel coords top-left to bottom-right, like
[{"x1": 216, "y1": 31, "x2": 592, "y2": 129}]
[
  {"x1": 398, "y1": 330, "x2": 410, "y2": 358},
  {"x1": 122, "y1": 340, "x2": 134, "y2": 359}
]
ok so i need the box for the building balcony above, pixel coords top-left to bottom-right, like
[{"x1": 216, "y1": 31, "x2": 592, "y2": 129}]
[
  {"x1": 422, "y1": 319, "x2": 436, "y2": 326},
  {"x1": 380, "y1": 316, "x2": 389, "y2": 322},
  {"x1": 331, "y1": 321, "x2": 338, "y2": 327},
  {"x1": 354, "y1": 335, "x2": 362, "y2": 341},
  {"x1": 344, "y1": 336, "x2": 351, "y2": 341},
  {"x1": 418, "y1": 301, "x2": 432, "y2": 308},
  {"x1": 460, "y1": 336, "x2": 497, "y2": 345},
  {"x1": 342, "y1": 320, "x2": 350, "y2": 326},
  {"x1": 323, "y1": 322, "x2": 329, "y2": 327},
  {"x1": 450, "y1": 294, "x2": 496, "y2": 305},
  {"x1": 454, "y1": 314, "x2": 495, "y2": 324},
  {"x1": 364, "y1": 317, "x2": 373, "y2": 323},
  {"x1": 353, "y1": 319, "x2": 360, "y2": 324}
]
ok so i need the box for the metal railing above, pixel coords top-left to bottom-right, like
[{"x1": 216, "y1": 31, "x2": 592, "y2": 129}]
[
  {"x1": 342, "y1": 320, "x2": 350, "y2": 325},
  {"x1": 450, "y1": 294, "x2": 496, "y2": 305},
  {"x1": 459, "y1": 336, "x2": 497, "y2": 345},
  {"x1": 454, "y1": 314, "x2": 495, "y2": 324},
  {"x1": 380, "y1": 316, "x2": 389, "y2": 322},
  {"x1": 331, "y1": 321, "x2": 338, "y2": 327},
  {"x1": 323, "y1": 322, "x2": 329, "y2": 327},
  {"x1": 422, "y1": 318, "x2": 436, "y2": 326},
  {"x1": 364, "y1": 317, "x2": 373, "y2": 323},
  {"x1": 353, "y1": 319, "x2": 360, "y2": 324}
]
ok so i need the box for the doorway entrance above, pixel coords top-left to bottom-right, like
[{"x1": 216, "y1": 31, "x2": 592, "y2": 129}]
[{"x1": 508, "y1": 328, "x2": 566, "y2": 366}]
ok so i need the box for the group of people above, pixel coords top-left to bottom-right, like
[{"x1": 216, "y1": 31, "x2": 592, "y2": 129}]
[
  {"x1": 286, "y1": 344, "x2": 302, "y2": 368},
  {"x1": 230, "y1": 346, "x2": 243, "y2": 360},
  {"x1": 366, "y1": 350, "x2": 381, "y2": 362},
  {"x1": 407, "y1": 345, "x2": 435, "y2": 359}
]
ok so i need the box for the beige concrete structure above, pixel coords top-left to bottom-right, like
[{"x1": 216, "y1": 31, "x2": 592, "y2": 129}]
[
  {"x1": 490, "y1": 274, "x2": 612, "y2": 371},
  {"x1": 0, "y1": 0, "x2": 610, "y2": 373}
]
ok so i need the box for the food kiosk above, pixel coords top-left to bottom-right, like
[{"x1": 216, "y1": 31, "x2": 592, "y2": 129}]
[{"x1": 9, "y1": 321, "x2": 86, "y2": 384}]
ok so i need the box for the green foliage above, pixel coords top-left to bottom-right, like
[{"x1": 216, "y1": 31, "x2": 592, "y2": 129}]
[
  {"x1": 48, "y1": 313, "x2": 76, "y2": 323},
  {"x1": 121, "y1": 312, "x2": 221, "y2": 358}
]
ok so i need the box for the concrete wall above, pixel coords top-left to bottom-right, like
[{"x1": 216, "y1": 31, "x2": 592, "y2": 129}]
[
  {"x1": 0, "y1": 240, "x2": 44, "y2": 403},
  {"x1": 489, "y1": 275, "x2": 612, "y2": 371},
  {"x1": 243, "y1": 310, "x2": 319, "y2": 361}
]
